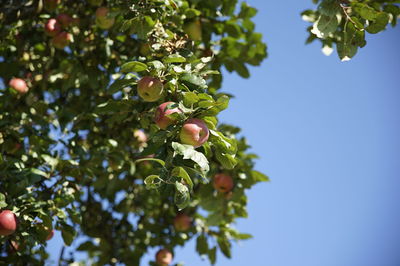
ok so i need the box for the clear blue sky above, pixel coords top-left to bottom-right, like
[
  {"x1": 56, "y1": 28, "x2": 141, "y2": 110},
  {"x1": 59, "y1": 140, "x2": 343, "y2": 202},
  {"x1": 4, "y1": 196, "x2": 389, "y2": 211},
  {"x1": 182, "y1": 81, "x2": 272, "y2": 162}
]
[{"x1": 47, "y1": 1, "x2": 400, "y2": 265}]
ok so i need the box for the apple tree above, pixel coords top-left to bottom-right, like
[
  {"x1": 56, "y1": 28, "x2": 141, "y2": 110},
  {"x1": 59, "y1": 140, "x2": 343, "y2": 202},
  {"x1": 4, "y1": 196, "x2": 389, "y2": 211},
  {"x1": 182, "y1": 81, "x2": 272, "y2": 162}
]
[
  {"x1": 0, "y1": 0, "x2": 398, "y2": 265},
  {"x1": 0, "y1": 0, "x2": 267, "y2": 265}
]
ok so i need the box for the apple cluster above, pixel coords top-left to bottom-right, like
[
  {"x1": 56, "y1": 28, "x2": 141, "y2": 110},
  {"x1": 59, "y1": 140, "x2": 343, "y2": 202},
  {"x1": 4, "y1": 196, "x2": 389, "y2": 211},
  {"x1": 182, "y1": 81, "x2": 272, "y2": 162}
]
[{"x1": 137, "y1": 76, "x2": 210, "y2": 148}]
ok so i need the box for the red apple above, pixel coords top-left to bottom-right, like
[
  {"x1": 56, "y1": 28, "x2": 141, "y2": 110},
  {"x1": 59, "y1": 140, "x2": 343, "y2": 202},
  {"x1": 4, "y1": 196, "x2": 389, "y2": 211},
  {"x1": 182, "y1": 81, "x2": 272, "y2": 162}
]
[
  {"x1": 179, "y1": 118, "x2": 209, "y2": 148},
  {"x1": 44, "y1": 18, "x2": 61, "y2": 36},
  {"x1": 137, "y1": 76, "x2": 164, "y2": 102},
  {"x1": 44, "y1": 0, "x2": 60, "y2": 12},
  {"x1": 173, "y1": 213, "x2": 191, "y2": 231},
  {"x1": 213, "y1": 173, "x2": 234, "y2": 193},
  {"x1": 56, "y1": 14, "x2": 72, "y2": 28},
  {"x1": 52, "y1": 31, "x2": 72, "y2": 49},
  {"x1": 154, "y1": 102, "x2": 182, "y2": 129},
  {"x1": 95, "y1": 7, "x2": 115, "y2": 29},
  {"x1": 9, "y1": 78, "x2": 28, "y2": 94},
  {"x1": 46, "y1": 229, "x2": 54, "y2": 240},
  {"x1": 183, "y1": 20, "x2": 202, "y2": 41},
  {"x1": 0, "y1": 210, "x2": 18, "y2": 236},
  {"x1": 156, "y1": 249, "x2": 173, "y2": 266}
]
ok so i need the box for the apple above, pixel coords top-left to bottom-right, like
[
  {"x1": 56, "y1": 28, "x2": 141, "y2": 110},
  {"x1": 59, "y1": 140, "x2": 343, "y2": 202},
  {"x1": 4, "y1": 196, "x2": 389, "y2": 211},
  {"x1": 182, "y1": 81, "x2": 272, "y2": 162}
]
[
  {"x1": 95, "y1": 7, "x2": 115, "y2": 29},
  {"x1": 183, "y1": 20, "x2": 202, "y2": 41},
  {"x1": 179, "y1": 118, "x2": 209, "y2": 148},
  {"x1": 44, "y1": 0, "x2": 60, "y2": 12},
  {"x1": 9, "y1": 78, "x2": 28, "y2": 94},
  {"x1": 0, "y1": 210, "x2": 18, "y2": 236},
  {"x1": 52, "y1": 31, "x2": 72, "y2": 49},
  {"x1": 56, "y1": 14, "x2": 72, "y2": 28},
  {"x1": 213, "y1": 173, "x2": 234, "y2": 193},
  {"x1": 154, "y1": 102, "x2": 182, "y2": 129},
  {"x1": 173, "y1": 213, "x2": 191, "y2": 231},
  {"x1": 137, "y1": 76, "x2": 164, "y2": 102},
  {"x1": 46, "y1": 229, "x2": 55, "y2": 240},
  {"x1": 155, "y1": 249, "x2": 173, "y2": 266},
  {"x1": 44, "y1": 18, "x2": 61, "y2": 37},
  {"x1": 88, "y1": 0, "x2": 103, "y2": 6}
]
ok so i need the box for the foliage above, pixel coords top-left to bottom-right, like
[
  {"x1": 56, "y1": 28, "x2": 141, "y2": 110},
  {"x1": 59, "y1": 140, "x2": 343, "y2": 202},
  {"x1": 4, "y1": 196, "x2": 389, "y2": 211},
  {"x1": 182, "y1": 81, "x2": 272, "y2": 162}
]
[
  {"x1": 0, "y1": 0, "x2": 267, "y2": 265},
  {"x1": 302, "y1": 0, "x2": 400, "y2": 60}
]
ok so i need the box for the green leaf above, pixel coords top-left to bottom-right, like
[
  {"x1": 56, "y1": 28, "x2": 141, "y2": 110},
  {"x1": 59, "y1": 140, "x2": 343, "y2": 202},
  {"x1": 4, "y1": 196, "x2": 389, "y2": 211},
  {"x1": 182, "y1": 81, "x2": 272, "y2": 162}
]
[
  {"x1": 215, "y1": 152, "x2": 237, "y2": 169},
  {"x1": 108, "y1": 79, "x2": 136, "y2": 94},
  {"x1": 135, "y1": 158, "x2": 165, "y2": 167},
  {"x1": 171, "y1": 166, "x2": 193, "y2": 191},
  {"x1": 0, "y1": 193, "x2": 7, "y2": 208},
  {"x1": 163, "y1": 54, "x2": 186, "y2": 63},
  {"x1": 144, "y1": 175, "x2": 163, "y2": 189},
  {"x1": 251, "y1": 170, "x2": 269, "y2": 182},
  {"x1": 172, "y1": 142, "x2": 209, "y2": 173},
  {"x1": 208, "y1": 247, "x2": 217, "y2": 265},
  {"x1": 120, "y1": 61, "x2": 148, "y2": 73},
  {"x1": 61, "y1": 224, "x2": 76, "y2": 246},
  {"x1": 366, "y1": 12, "x2": 389, "y2": 34},
  {"x1": 182, "y1": 92, "x2": 199, "y2": 106},
  {"x1": 174, "y1": 181, "x2": 190, "y2": 210},
  {"x1": 353, "y1": 3, "x2": 378, "y2": 20},
  {"x1": 180, "y1": 73, "x2": 207, "y2": 90},
  {"x1": 318, "y1": 0, "x2": 340, "y2": 16},
  {"x1": 196, "y1": 234, "x2": 209, "y2": 255},
  {"x1": 217, "y1": 237, "x2": 231, "y2": 258},
  {"x1": 312, "y1": 14, "x2": 338, "y2": 38}
]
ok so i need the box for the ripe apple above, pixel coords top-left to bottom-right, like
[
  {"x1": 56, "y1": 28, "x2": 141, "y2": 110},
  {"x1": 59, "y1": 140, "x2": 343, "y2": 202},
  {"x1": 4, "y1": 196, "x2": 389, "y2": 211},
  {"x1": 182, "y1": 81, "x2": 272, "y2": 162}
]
[
  {"x1": 0, "y1": 210, "x2": 18, "y2": 236},
  {"x1": 213, "y1": 173, "x2": 234, "y2": 193},
  {"x1": 95, "y1": 7, "x2": 115, "y2": 29},
  {"x1": 137, "y1": 76, "x2": 164, "y2": 102},
  {"x1": 154, "y1": 102, "x2": 182, "y2": 129},
  {"x1": 179, "y1": 118, "x2": 209, "y2": 148},
  {"x1": 44, "y1": 18, "x2": 61, "y2": 36},
  {"x1": 9, "y1": 78, "x2": 28, "y2": 94},
  {"x1": 173, "y1": 213, "x2": 191, "y2": 231},
  {"x1": 156, "y1": 249, "x2": 173, "y2": 266},
  {"x1": 52, "y1": 31, "x2": 72, "y2": 49},
  {"x1": 183, "y1": 20, "x2": 202, "y2": 41},
  {"x1": 44, "y1": 0, "x2": 60, "y2": 12},
  {"x1": 46, "y1": 229, "x2": 55, "y2": 240},
  {"x1": 88, "y1": 0, "x2": 103, "y2": 6},
  {"x1": 56, "y1": 14, "x2": 72, "y2": 28}
]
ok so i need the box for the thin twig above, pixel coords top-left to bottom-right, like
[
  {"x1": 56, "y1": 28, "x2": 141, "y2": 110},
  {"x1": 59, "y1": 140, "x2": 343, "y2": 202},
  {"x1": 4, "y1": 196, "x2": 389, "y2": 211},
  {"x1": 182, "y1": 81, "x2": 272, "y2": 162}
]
[
  {"x1": 58, "y1": 245, "x2": 65, "y2": 266},
  {"x1": 337, "y1": 1, "x2": 364, "y2": 31}
]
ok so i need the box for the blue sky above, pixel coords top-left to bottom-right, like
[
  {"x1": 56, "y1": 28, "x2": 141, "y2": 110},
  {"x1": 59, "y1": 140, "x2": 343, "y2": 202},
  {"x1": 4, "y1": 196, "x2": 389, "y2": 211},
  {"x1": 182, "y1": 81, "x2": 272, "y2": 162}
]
[{"x1": 47, "y1": 1, "x2": 400, "y2": 265}]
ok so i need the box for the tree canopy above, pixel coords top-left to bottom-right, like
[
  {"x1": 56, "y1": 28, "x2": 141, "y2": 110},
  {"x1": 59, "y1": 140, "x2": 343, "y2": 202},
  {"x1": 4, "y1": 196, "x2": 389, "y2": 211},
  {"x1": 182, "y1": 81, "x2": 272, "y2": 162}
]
[{"x1": 0, "y1": 0, "x2": 398, "y2": 265}]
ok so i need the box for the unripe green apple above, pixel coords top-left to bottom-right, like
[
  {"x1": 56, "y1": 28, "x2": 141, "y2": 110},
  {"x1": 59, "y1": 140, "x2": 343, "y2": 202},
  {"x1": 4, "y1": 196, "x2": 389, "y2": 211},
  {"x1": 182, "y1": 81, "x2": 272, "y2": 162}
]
[
  {"x1": 44, "y1": 0, "x2": 60, "y2": 12},
  {"x1": 137, "y1": 76, "x2": 164, "y2": 102},
  {"x1": 52, "y1": 31, "x2": 72, "y2": 49},
  {"x1": 0, "y1": 210, "x2": 18, "y2": 236},
  {"x1": 179, "y1": 118, "x2": 209, "y2": 148},
  {"x1": 213, "y1": 173, "x2": 234, "y2": 193},
  {"x1": 88, "y1": 0, "x2": 103, "y2": 6},
  {"x1": 154, "y1": 102, "x2": 182, "y2": 129},
  {"x1": 183, "y1": 20, "x2": 202, "y2": 41},
  {"x1": 56, "y1": 14, "x2": 72, "y2": 28},
  {"x1": 156, "y1": 249, "x2": 173, "y2": 266},
  {"x1": 44, "y1": 18, "x2": 61, "y2": 36},
  {"x1": 95, "y1": 7, "x2": 115, "y2": 29},
  {"x1": 9, "y1": 78, "x2": 28, "y2": 94},
  {"x1": 173, "y1": 213, "x2": 191, "y2": 231}
]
